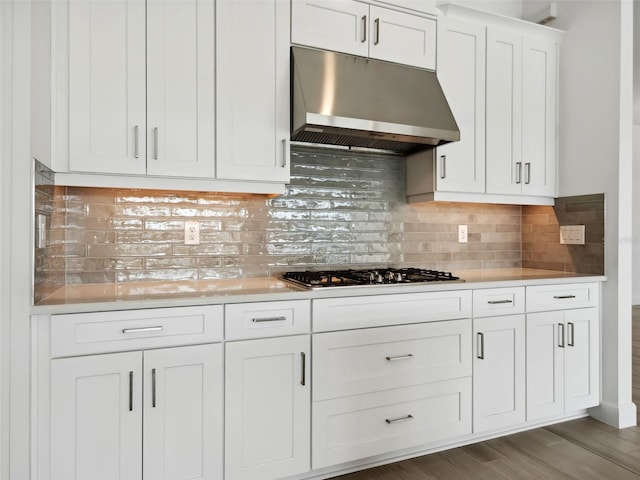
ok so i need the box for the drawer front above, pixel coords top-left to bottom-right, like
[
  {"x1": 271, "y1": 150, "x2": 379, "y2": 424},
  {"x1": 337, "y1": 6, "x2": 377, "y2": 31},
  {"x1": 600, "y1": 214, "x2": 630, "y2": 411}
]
[
  {"x1": 526, "y1": 283, "x2": 599, "y2": 312},
  {"x1": 225, "y1": 300, "x2": 311, "y2": 340},
  {"x1": 473, "y1": 287, "x2": 525, "y2": 318},
  {"x1": 51, "y1": 306, "x2": 223, "y2": 357},
  {"x1": 313, "y1": 290, "x2": 472, "y2": 332},
  {"x1": 313, "y1": 319, "x2": 472, "y2": 400},
  {"x1": 312, "y1": 378, "x2": 472, "y2": 469}
]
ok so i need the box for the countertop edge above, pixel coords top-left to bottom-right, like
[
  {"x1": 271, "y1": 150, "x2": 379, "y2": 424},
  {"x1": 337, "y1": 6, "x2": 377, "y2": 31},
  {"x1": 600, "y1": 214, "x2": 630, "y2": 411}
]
[{"x1": 31, "y1": 272, "x2": 607, "y2": 316}]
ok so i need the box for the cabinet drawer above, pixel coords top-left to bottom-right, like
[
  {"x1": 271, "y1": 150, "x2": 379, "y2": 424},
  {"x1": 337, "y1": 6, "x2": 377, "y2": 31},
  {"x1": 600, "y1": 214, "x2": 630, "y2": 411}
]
[
  {"x1": 313, "y1": 319, "x2": 471, "y2": 400},
  {"x1": 224, "y1": 300, "x2": 311, "y2": 340},
  {"x1": 313, "y1": 290, "x2": 472, "y2": 332},
  {"x1": 526, "y1": 283, "x2": 599, "y2": 312},
  {"x1": 473, "y1": 287, "x2": 525, "y2": 317},
  {"x1": 51, "y1": 306, "x2": 223, "y2": 357},
  {"x1": 312, "y1": 378, "x2": 472, "y2": 469}
]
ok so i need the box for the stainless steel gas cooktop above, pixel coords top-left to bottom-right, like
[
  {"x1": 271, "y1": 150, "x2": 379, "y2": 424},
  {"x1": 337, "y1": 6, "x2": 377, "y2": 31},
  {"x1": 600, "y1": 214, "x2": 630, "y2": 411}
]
[{"x1": 281, "y1": 268, "x2": 462, "y2": 289}]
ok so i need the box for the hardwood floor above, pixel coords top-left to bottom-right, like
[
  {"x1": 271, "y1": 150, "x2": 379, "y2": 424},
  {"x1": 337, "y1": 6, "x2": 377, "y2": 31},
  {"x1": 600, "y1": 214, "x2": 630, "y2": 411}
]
[{"x1": 335, "y1": 308, "x2": 640, "y2": 480}]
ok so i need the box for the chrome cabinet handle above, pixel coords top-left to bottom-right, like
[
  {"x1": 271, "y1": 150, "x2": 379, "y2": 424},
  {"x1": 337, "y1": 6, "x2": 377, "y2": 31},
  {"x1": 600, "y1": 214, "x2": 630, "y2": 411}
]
[
  {"x1": 385, "y1": 414, "x2": 413, "y2": 424},
  {"x1": 281, "y1": 138, "x2": 288, "y2": 168},
  {"x1": 361, "y1": 15, "x2": 367, "y2": 43},
  {"x1": 440, "y1": 155, "x2": 446, "y2": 179},
  {"x1": 128, "y1": 371, "x2": 134, "y2": 412},
  {"x1": 153, "y1": 127, "x2": 159, "y2": 160},
  {"x1": 122, "y1": 326, "x2": 164, "y2": 334},
  {"x1": 134, "y1": 125, "x2": 139, "y2": 159},
  {"x1": 516, "y1": 162, "x2": 522, "y2": 184},
  {"x1": 568, "y1": 322, "x2": 575, "y2": 347},
  {"x1": 487, "y1": 299, "x2": 513, "y2": 304},
  {"x1": 477, "y1": 332, "x2": 485, "y2": 359},
  {"x1": 385, "y1": 354, "x2": 414, "y2": 361},
  {"x1": 525, "y1": 162, "x2": 531, "y2": 184},
  {"x1": 374, "y1": 18, "x2": 380, "y2": 45},
  {"x1": 300, "y1": 352, "x2": 306, "y2": 386},
  {"x1": 252, "y1": 316, "x2": 287, "y2": 323},
  {"x1": 151, "y1": 368, "x2": 157, "y2": 408},
  {"x1": 554, "y1": 295, "x2": 576, "y2": 299},
  {"x1": 558, "y1": 323, "x2": 565, "y2": 348}
]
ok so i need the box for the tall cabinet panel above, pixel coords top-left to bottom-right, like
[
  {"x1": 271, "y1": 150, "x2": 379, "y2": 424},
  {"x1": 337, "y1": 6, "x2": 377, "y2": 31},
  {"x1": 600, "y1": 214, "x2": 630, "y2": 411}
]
[
  {"x1": 143, "y1": 344, "x2": 223, "y2": 480},
  {"x1": 146, "y1": 0, "x2": 216, "y2": 178},
  {"x1": 485, "y1": 28, "x2": 522, "y2": 195},
  {"x1": 216, "y1": 0, "x2": 290, "y2": 182},
  {"x1": 50, "y1": 352, "x2": 143, "y2": 480},
  {"x1": 435, "y1": 16, "x2": 486, "y2": 193},
  {"x1": 522, "y1": 36, "x2": 557, "y2": 197},
  {"x1": 225, "y1": 335, "x2": 311, "y2": 480},
  {"x1": 68, "y1": 0, "x2": 146, "y2": 175}
]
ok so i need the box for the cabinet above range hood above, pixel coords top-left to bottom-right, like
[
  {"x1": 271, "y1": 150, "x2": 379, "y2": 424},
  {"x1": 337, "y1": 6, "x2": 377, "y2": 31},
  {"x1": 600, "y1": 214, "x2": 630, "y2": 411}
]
[{"x1": 291, "y1": 47, "x2": 459, "y2": 154}]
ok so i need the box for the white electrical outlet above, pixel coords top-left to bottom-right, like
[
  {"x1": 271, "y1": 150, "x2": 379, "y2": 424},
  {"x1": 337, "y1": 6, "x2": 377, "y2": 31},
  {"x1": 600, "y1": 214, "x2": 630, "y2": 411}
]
[
  {"x1": 458, "y1": 225, "x2": 468, "y2": 243},
  {"x1": 184, "y1": 221, "x2": 200, "y2": 245},
  {"x1": 559, "y1": 225, "x2": 585, "y2": 245}
]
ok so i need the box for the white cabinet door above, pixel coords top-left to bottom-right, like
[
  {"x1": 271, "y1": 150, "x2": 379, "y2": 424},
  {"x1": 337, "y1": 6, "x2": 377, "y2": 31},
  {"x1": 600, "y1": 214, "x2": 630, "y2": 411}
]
[
  {"x1": 473, "y1": 315, "x2": 525, "y2": 433},
  {"x1": 143, "y1": 344, "x2": 223, "y2": 480},
  {"x1": 216, "y1": 0, "x2": 290, "y2": 182},
  {"x1": 485, "y1": 27, "x2": 523, "y2": 196},
  {"x1": 291, "y1": 0, "x2": 369, "y2": 57},
  {"x1": 526, "y1": 311, "x2": 565, "y2": 421},
  {"x1": 564, "y1": 308, "x2": 599, "y2": 412},
  {"x1": 368, "y1": 6, "x2": 436, "y2": 69},
  {"x1": 68, "y1": 0, "x2": 146, "y2": 175},
  {"x1": 225, "y1": 335, "x2": 310, "y2": 480},
  {"x1": 522, "y1": 36, "x2": 557, "y2": 197},
  {"x1": 51, "y1": 352, "x2": 143, "y2": 480},
  {"x1": 146, "y1": 0, "x2": 215, "y2": 178},
  {"x1": 435, "y1": 17, "x2": 485, "y2": 193}
]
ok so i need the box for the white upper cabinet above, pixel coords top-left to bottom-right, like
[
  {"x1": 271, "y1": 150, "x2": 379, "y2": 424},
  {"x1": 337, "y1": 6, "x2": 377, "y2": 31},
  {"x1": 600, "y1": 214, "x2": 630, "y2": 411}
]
[
  {"x1": 216, "y1": 0, "x2": 290, "y2": 182},
  {"x1": 146, "y1": 0, "x2": 216, "y2": 178},
  {"x1": 435, "y1": 16, "x2": 486, "y2": 193},
  {"x1": 291, "y1": 0, "x2": 436, "y2": 70},
  {"x1": 407, "y1": 5, "x2": 563, "y2": 206},
  {"x1": 521, "y1": 36, "x2": 558, "y2": 197},
  {"x1": 68, "y1": 0, "x2": 147, "y2": 175},
  {"x1": 291, "y1": 1, "x2": 370, "y2": 57},
  {"x1": 485, "y1": 28, "x2": 523, "y2": 196},
  {"x1": 69, "y1": 0, "x2": 215, "y2": 178}
]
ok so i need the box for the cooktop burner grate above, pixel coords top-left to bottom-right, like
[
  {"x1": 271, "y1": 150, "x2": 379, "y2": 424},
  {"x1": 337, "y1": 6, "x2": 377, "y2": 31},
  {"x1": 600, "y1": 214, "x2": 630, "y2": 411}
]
[{"x1": 281, "y1": 268, "x2": 461, "y2": 289}]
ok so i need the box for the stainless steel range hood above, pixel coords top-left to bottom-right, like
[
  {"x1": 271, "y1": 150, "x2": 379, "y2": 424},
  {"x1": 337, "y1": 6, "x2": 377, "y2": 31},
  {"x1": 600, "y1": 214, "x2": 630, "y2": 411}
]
[{"x1": 291, "y1": 47, "x2": 459, "y2": 154}]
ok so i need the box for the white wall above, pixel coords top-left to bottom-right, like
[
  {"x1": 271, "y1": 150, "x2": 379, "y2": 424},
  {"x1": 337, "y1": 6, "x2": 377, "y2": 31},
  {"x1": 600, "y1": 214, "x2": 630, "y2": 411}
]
[{"x1": 533, "y1": 0, "x2": 636, "y2": 427}]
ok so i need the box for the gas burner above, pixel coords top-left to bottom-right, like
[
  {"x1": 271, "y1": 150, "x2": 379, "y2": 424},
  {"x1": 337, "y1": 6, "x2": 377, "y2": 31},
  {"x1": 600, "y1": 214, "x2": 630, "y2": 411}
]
[{"x1": 281, "y1": 268, "x2": 461, "y2": 289}]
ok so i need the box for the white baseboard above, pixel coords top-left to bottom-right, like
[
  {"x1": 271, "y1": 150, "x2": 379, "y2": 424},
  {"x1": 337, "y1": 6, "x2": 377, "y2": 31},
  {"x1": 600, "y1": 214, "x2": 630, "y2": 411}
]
[{"x1": 589, "y1": 401, "x2": 637, "y2": 428}]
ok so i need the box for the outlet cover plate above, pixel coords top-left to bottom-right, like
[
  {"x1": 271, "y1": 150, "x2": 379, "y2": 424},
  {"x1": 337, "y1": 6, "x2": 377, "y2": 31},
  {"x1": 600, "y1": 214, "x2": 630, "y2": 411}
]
[
  {"x1": 458, "y1": 225, "x2": 468, "y2": 243},
  {"x1": 185, "y1": 221, "x2": 200, "y2": 245},
  {"x1": 560, "y1": 225, "x2": 585, "y2": 245}
]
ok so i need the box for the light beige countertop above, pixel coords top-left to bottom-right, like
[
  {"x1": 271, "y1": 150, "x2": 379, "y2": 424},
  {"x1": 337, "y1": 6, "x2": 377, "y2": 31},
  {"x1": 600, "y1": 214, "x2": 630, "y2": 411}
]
[{"x1": 33, "y1": 268, "x2": 606, "y2": 315}]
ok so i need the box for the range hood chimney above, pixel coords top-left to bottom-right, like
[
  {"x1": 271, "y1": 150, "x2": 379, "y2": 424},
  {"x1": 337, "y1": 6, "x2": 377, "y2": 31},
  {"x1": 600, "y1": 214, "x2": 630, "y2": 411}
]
[{"x1": 291, "y1": 47, "x2": 459, "y2": 154}]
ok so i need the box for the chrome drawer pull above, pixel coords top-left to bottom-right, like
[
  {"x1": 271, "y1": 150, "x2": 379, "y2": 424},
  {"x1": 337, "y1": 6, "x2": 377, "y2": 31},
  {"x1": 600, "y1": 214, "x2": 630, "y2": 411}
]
[
  {"x1": 554, "y1": 295, "x2": 576, "y2": 299},
  {"x1": 152, "y1": 368, "x2": 157, "y2": 408},
  {"x1": 252, "y1": 316, "x2": 287, "y2": 323},
  {"x1": 122, "y1": 326, "x2": 164, "y2": 334},
  {"x1": 487, "y1": 299, "x2": 513, "y2": 304},
  {"x1": 361, "y1": 15, "x2": 367, "y2": 43},
  {"x1": 477, "y1": 332, "x2": 485, "y2": 359},
  {"x1": 128, "y1": 371, "x2": 134, "y2": 412},
  {"x1": 568, "y1": 322, "x2": 575, "y2": 347},
  {"x1": 385, "y1": 414, "x2": 414, "y2": 424},
  {"x1": 300, "y1": 352, "x2": 306, "y2": 386},
  {"x1": 385, "y1": 354, "x2": 414, "y2": 361},
  {"x1": 558, "y1": 323, "x2": 565, "y2": 348}
]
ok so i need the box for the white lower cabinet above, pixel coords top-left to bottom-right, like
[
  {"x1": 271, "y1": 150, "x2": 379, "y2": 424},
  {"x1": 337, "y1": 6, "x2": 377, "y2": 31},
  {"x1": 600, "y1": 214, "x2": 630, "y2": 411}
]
[
  {"x1": 312, "y1": 378, "x2": 472, "y2": 469},
  {"x1": 526, "y1": 308, "x2": 599, "y2": 421},
  {"x1": 473, "y1": 315, "x2": 526, "y2": 433},
  {"x1": 50, "y1": 344, "x2": 223, "y2": 480},
  {"x1": 225, "y1": 335, "x2": 311, "y2": 480}
]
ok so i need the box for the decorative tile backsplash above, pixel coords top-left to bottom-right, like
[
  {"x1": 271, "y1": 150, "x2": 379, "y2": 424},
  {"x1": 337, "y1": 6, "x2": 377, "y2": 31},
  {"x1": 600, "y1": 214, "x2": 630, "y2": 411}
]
[
  {"x1": 522, "y1": 194, "x2": 605, "y2": 274},
  {"x1": 33, "y1": 146, "x2": 604, "y2": 303}
]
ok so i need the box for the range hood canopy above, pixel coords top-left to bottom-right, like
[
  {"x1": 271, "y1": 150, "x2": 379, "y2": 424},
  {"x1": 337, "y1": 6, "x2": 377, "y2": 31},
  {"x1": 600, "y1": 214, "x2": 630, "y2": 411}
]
[{"x1": 291, "y1": 47, "x2": 460, "y2": 154}]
